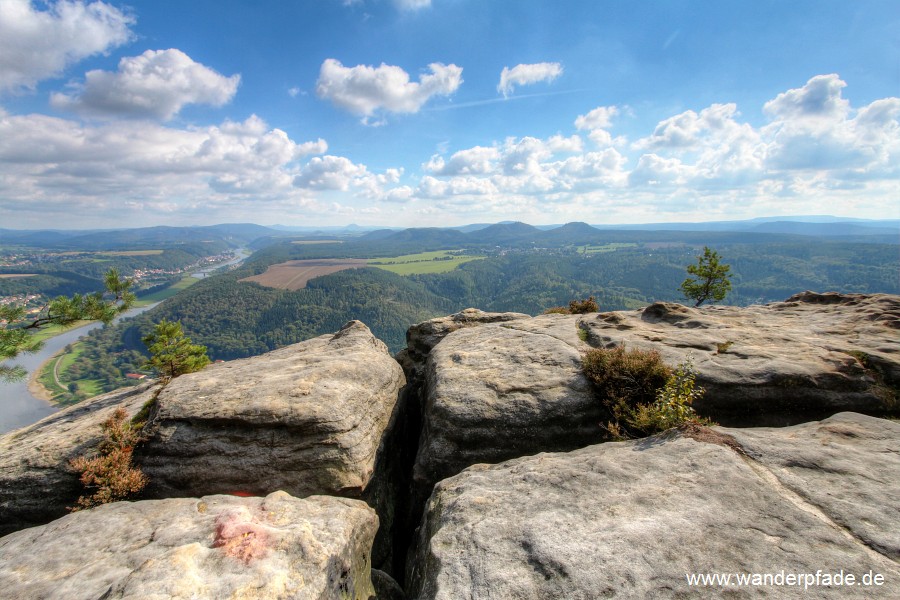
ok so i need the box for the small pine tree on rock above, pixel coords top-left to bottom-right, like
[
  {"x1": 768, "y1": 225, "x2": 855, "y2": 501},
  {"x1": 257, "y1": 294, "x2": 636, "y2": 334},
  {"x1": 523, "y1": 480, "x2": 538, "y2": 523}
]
[
  {"x1": 680, "y1": 246, "x2": 732, "y2": 307},
  {"x1": 142, "y1": 320, "x2": 210, "y2": 384}
]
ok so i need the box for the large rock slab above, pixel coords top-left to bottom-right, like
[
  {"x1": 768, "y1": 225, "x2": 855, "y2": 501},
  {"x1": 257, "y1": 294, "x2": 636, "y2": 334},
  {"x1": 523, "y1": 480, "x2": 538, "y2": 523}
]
[
  {"x1": 397, "y1": 308, "x2": 530, "y2": 380},
  {"x1": 0, "y1": 491, "x2": 377, "y2": 600},
  {"x1": 412, "y1": 313, "x2": 598, "y2": 490},
  {"x1": 409, "y1": 413, "x2": 900, "y2": 599},
  {"x1": 581, "y1": 292, "x2": 900, "y2": 422},
  {"x1": 139, "y1": 320, "x2": 405, "y2": 499},
  {"x1": 0, "y1": 383, "x2": 159, "y2": 537}
]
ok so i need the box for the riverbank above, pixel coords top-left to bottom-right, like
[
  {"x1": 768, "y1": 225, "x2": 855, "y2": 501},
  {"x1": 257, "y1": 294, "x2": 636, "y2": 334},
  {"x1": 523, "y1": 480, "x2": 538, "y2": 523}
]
[{"x1": 26, "y1": 358, "x2": 55, "y2": 403}]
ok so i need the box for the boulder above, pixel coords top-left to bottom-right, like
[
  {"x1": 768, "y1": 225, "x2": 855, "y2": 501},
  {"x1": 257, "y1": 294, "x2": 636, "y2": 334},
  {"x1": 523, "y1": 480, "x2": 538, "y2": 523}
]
[
  {"x1": 0, "y1": 382, "x2": 159, "y2": 537},
  {"x1": 412, "y1": 313, "x2": 599, "y2": 491},
  {"x1": 397, "y1": 308, "x2": 530, "y2": 380},
  {"x1": 138, "y1": 320, "x2": 405, "y2": 499},
  {"x1": 0, "y1": 491, "x2": 377, "y2": 600},
  {"x1": 580, "y1": 292, "x2": 900, "y2": 423},
  {"x1": 409, "y1": 413, "x2": 900, "y2": 599}
]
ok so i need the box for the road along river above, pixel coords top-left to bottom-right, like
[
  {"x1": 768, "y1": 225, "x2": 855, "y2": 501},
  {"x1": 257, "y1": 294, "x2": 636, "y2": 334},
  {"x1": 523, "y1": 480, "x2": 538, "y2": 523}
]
[{"x1": 0, "y1": 249, "x2": 248, "y2": 434}]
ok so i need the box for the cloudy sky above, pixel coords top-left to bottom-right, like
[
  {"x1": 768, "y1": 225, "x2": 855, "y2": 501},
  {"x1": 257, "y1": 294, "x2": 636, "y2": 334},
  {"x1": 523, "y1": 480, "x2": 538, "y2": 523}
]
[{"x1": 1, "y1": 0, "x2": 898, "y2": 229}]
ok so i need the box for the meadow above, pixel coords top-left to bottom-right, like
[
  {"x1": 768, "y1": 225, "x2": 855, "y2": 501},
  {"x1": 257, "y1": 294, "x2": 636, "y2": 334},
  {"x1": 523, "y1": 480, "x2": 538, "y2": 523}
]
[{"x1": 368, "y1": 250, "x2": 485, "y2": 275}]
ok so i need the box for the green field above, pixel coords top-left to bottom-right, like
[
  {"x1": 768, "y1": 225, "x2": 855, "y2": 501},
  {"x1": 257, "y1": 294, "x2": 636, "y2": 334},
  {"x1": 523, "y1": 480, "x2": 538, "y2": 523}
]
[
  {"x1": 136, "y1": 274, "x2": 200, "y2": 305},
  {"x1": 577, "y1": 243, "x2": 638, "y2": 254},
  {"x1": 290, "y1": 240, "x2": 342, "y2": 245},
  {"x1": 37, "y1": 341, "x2": 106, "y2": 404},
  {"x1": 369, "y1": 250, "x2": 485, "y2": 275},
  {"x1": 99, "y1": 250, "x2": 164, "y2": 256}
]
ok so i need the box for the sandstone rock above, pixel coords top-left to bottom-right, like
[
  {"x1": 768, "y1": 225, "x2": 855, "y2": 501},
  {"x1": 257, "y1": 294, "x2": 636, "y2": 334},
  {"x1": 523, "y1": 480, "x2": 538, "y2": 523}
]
[
  {"x1": 138, "y1": 320, "x2": 405, "y2": 499},
  {"x1": 412, "y1": 313, "x2": 598, "y2": 491},
  {"x1": 0, "y1": 491, "x2": 377, "y2": 600},
  {"x1": 397, "y1": 308, "x2": 530, "y2": 380},
  {"x1": 0, "y1": 382, "x2": 159, "y2": 537},
  {"x1": 723, "y1": 412, "x2": 900, "y2": 560},
  {"x1": 581, "y1": 292, "x2": 899, "y2": 422},
  {"x1": 409, "y1": 413, "x2": 900, "y2": 599}
]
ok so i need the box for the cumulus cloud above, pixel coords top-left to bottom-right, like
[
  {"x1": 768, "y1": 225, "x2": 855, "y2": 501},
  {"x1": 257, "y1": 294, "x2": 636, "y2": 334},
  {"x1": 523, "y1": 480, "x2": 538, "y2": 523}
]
[
  {"x1": 497, "y1": 62, "x2": 562, "y2": 97},
  {"x1": 294, "y1": 155, "x2": 369, "y2": 190},
  {"x1": 316, "y1": 59, "x2": 462, "y2": 123},
  {"x1": 425, "y1": 145, "x2": 499, "y2": 175},
  {"x1": 575, "y1": 106, "x2": 619, "y2": 146},
  {"x1": 394, "y1": 0, "x2": 431, "y2": 10},
  {"x1": 0, "y1": 111, "x2": 347, "y2": 222},
  {"x1": 0, "y1": 0, "x2": 134, "y2": 93},
  {"x1": 762, "y1": 74, "x2": 897, "y2": 172},
  {"x1": 763, "y1": 73, "x2": 849, "y2": 121},
  {"x1": 50, "y1": 49, "x2": 241, "y2": 120}
]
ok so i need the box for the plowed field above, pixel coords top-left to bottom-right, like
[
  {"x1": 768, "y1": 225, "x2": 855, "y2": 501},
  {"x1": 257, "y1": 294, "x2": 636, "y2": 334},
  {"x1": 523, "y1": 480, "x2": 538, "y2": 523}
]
[{"x1": 239, "y1": 259, "x2": 368, "y2": 290}]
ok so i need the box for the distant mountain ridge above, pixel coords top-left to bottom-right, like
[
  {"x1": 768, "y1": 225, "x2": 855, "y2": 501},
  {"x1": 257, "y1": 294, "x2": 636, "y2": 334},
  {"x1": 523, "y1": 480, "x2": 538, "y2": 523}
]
[{"x1": 2, "y1": 216, "x2": 896, "y2": 251}]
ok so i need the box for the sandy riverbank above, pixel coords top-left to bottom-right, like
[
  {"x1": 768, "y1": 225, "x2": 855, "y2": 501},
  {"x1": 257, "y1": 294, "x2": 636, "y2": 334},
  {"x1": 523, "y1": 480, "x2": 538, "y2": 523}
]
[{"x1": 26, "y1": 356, "x2": 57, "y2": 403}]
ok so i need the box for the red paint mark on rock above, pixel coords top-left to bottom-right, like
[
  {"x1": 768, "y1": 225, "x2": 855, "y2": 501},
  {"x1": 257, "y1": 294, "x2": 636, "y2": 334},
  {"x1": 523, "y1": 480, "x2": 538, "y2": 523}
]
[{"x1": 213, "y1": 511, "x2": 269, "y2": 563}]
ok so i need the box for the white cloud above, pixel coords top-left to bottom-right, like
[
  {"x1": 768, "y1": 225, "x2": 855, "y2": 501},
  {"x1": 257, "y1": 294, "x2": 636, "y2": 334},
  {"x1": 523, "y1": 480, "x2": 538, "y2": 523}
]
[
  {"x1": 546, "y1": 134, "x2": 583, "y2": 153},
  {"x1": 425, "y1": 145, "x2": 499, "y2": 175},
  {"x1": 50, "y1": 49, "x2": 241, "y2": 120},
  {"x1": 575, "y1": 106, "x2": 619, "y2": 146},
  {"x1": 0, "y1": 112, "x2": 340, "y2": 220},
  {"x1": 762, "y1": 74, "x2": 898, "y2": 173},
  {"x1": 293, "y1": 155, "x2": 370, "y2": 190},
  {"x1": 575, "y1": 106, "x2": 618, "y2": 131},
  {"x1": 763, "y1": 73, "x2": 849, "y2": 121},
  {"x1": 394, "y1": 0, "x2": 431, "y2": 10},
  {"x1": 497, "y1": 62, "x2": 563, "y2": 97},
  {"x1": 0, "y1": 0, "x2": 133, "y2": 93},
  {"x1": 316, "y1": 59, "x2": 462, "y2": 123}
]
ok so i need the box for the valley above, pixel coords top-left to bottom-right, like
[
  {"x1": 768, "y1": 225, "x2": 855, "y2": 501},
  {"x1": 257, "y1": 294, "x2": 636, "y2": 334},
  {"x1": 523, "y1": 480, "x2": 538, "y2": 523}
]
[{"x1": 2, "y1": 218, "x2": 898, "y2": 430}]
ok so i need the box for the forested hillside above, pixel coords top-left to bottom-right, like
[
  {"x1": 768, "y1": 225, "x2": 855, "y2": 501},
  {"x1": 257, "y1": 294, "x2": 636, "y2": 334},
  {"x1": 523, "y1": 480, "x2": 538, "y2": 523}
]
[{"x1": 58, "y1": 225, "x2": 898, "y2": 399}]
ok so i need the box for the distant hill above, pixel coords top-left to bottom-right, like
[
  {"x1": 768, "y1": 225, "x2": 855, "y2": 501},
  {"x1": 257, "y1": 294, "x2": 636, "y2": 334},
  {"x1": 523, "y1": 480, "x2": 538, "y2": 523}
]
[
  {"x1": 602, "y1": 216, "x2": 899, "y2": 237},
  {"x1": 1, "y1": 223, "x2": 281, "y2": 250},
  {"x1": 466, "y1": 222, "x2": 541, "y2": 244}
]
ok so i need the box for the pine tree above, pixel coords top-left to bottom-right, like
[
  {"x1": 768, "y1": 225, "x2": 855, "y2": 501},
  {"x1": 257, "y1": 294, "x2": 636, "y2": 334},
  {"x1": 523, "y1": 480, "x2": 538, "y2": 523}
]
[
  {"x1": 142, "y1": 319, "x2": 210, "y2": 383},
  {"x1": 1, "y1": 268, "x2": 134, "y2": 382},
  {"x1": 680, "y1": 246, "x2": 732, "y2": 307}
]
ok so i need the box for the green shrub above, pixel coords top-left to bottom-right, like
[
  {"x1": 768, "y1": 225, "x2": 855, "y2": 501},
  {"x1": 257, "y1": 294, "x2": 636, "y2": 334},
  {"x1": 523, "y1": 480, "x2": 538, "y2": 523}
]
[
  {"x1": 543, "y1": 306, "x2": 570, "y2": 315},
  {"x1": 584, "y1": 347, "x2": 711, "y2": 439},
  {"x1": 631, "y1": 358, "x2": 710, "y2": 433}
]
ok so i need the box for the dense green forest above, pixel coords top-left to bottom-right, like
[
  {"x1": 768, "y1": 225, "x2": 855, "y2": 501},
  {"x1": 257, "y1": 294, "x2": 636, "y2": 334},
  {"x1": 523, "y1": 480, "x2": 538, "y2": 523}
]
[{"x1": 53, "y1": 230, "x2": 898, "y2": 399}]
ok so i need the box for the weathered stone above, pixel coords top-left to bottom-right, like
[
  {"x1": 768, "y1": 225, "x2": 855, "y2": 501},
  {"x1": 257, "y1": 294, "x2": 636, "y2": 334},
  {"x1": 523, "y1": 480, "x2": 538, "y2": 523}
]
[
  {"x1": 138, "y1": 320, "x2": 405, "y2": 499},
  {"x1": 397, "y1": 308, "x2": 530, "y2": 381},
  {"x1": 409, "y1": 413, "x2": 900, "y2": 599},
  {"x1": 0, "y1": 491, "x2": 377, "y2": 600},
  {"x1": 723, "y1": 412, "x2": 900, "y2": 560},
  {"x1": 581, "y1": 292, "x2": 900, "y2": 422},
  {"x1": 412, "y1": 314, "x2": 599, "y2": 491},
  {"x1": 0, "y1": 382, "x2": 159, "y2": 537}
]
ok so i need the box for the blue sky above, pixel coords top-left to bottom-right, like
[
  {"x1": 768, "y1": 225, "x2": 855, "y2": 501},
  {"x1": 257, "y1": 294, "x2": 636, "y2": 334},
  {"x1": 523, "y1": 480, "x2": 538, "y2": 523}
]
[{"x1": 0, "y1": 0, "x2": 898, "y2": 229}]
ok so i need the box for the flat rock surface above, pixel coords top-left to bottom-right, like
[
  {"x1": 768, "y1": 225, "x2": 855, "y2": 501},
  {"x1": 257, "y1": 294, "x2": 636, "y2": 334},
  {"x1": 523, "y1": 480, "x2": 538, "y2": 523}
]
[
  {"x1": 0, "y1": 491, "x2": 377, "y2": 600},
  {"x1": 139, "y1": 320, "x2": 405, "y2": 499},
  {"x1": 399, "y1": 308, "x2": 530, "y2": 380},
  {"x1": 409, "y1": 413, "x2": 900, "y2": 599},
  {"x1": 581, "y1": 292, "x2": 900, "y2": 421},
  {"x1": 413, "y1": 313, "x2": 599, "y2": 490},
  {"x1": 0, "y1": 383, "x2": 158, "y2": 537}
]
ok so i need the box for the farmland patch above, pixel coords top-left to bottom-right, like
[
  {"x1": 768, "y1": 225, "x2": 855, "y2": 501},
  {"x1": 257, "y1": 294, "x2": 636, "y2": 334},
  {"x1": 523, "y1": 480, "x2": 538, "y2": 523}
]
[{"x1": 240, "y1": 259, "x2": 369, "y2": 290}]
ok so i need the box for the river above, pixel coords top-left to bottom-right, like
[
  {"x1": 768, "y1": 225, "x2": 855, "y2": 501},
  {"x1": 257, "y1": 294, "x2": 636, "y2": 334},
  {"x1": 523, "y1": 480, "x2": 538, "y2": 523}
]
[{"x1": 0, "y1": 249, "x2": 248, "y2": 434}]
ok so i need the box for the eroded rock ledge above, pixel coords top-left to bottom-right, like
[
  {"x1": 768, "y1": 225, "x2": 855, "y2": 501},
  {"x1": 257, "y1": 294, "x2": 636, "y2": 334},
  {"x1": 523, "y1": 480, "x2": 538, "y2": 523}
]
[
  {"x1": 409, "y1": 413, "x2": 900, "y2": 599},
  {"x1": 0, "y1": 491, "x2": 377, "y2": 600},
  {"x1": 0, "y1": 294, "x2": 898, "y2": 598},
  {"x1": 139, "y1": 319, "x2": 405, "y2": 500}
]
